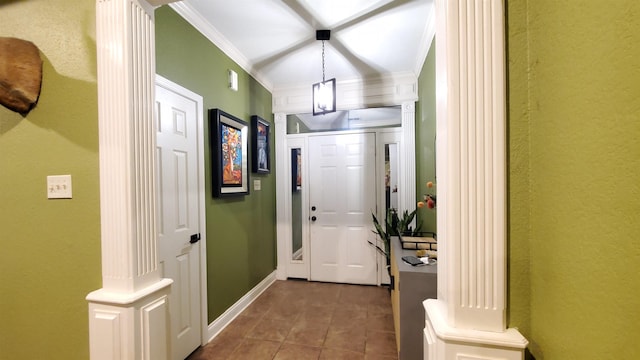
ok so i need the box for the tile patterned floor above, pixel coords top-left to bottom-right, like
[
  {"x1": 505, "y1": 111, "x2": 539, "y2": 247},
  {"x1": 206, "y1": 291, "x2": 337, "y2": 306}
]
[{"x1": 187, "y1": 280, "x2": 398, "y2": 360}]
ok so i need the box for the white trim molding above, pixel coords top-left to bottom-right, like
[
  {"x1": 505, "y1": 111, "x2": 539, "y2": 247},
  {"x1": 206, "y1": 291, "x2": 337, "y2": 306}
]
[
  {"x1": 414, "y1": 1, "x2": 437, "y2": 77},
  {"x1": 274, "y1": 113, "x2": 289, "y2": 281},
  {"x1": 168, "y1": 1, "x2": 273, "y2": 91},
  {"x1": 425, "y1": 0, "x2": 528, "y2": 359},
  {"x1": 272, "y1": 72, "x2": 419, "y2": 115}
]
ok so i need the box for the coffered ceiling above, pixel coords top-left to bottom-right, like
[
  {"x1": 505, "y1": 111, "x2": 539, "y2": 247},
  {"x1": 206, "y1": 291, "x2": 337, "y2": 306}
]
[{"x1": 169, "y1": 0, "x2": 435, "y2": 91}]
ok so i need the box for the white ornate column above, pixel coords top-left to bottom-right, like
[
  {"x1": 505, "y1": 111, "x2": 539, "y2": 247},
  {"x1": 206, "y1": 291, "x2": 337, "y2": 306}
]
[
  {"x1": 86, "y1": 1, "x2": 178, "y2": 359},
  {"x1": 400, "y1": 101, "x2": 417, "y2": 218},
  {"x1": 424, "y1": 1, "x2": 528, "y2": 359}
]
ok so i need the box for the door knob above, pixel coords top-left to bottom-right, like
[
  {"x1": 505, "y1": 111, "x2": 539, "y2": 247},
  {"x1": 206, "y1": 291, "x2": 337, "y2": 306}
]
[
  {"x1": 190, "y1": 233, "x2": 201, "y2": 244},
  {"x1": 311, "y1": 216, "x2": 317, "y2": 221}
]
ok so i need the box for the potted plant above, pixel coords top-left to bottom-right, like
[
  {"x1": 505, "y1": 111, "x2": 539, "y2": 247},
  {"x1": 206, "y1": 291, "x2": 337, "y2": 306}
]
[{"x1": 369, "y1": 208, "x2": 422, "y2": 275}]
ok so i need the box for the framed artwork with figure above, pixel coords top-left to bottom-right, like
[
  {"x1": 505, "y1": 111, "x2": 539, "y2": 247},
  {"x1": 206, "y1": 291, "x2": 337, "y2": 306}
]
[
  {"x1": 210, "y1": 108, "x2": 249, "y2": 197},
  {"x1": 251, "y1": 115, "x2": 270, "y2": 174}
]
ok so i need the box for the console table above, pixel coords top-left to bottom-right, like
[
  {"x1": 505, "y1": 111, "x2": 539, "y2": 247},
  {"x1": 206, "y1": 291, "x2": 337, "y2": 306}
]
[{"x1": 390, "y1": 236, "x2": 437, "y2": 360}]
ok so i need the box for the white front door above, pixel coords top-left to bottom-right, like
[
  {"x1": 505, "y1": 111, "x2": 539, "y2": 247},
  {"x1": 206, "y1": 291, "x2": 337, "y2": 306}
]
[
  {"x1": 308, "y1": 133, "x2": 378, "y2": 285},
  {"x1": 156, "y1": 80, "x2": 203, "y2": 359}
]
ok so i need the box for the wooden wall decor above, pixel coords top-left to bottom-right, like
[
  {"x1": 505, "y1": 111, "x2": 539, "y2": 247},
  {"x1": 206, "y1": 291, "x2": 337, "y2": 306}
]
[{"x1": 0, "y1": 37, "x2": 43, "y2": 114}]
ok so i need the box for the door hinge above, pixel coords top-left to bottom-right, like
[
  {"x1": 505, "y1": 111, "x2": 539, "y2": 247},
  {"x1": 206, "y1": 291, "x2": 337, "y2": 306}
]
[{"x1": 189, "y1": 233, "x2": 201, "y2": 244}]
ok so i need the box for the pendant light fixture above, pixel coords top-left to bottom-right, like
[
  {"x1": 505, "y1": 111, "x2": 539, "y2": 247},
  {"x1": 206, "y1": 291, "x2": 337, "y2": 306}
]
[{"x1": 312, "y1": 30, "x2": 336, "y2": 116}]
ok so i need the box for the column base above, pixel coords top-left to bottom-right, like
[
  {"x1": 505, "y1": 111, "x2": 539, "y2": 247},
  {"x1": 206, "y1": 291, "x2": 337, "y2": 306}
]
[
  {"x1": 423, "y1": 299, "x2": 528, "y2": 360},
  {"x1": 86, "y1": 278, "x2": 173, "y2": 360}
]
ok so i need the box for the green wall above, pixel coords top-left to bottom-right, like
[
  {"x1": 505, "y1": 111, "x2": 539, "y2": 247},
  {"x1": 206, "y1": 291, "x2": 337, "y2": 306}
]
[
  {"x1": 506, "y1": 0, "x2": 532, "y2": 343},
  {"x1": 416, "y1": 37, "x2": 437, "y2": 234},
  {"x1": 155, "y1": 6, "x2": 276, "y2": 322},
  {"x1": 0, "y1": 0, "x2": 101, "y2": 358},
  {"x1": 507, "y1": 0, "x2": 640, "y2": 358}
]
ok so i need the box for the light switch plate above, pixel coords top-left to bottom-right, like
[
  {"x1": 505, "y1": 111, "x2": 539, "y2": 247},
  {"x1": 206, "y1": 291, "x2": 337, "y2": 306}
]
[
  {"x1": 47, "y1": 175, "x2": 72, "y2": 199},
  {"x1": 253, "y1": 179, "x2": 261, "y2": 191}
]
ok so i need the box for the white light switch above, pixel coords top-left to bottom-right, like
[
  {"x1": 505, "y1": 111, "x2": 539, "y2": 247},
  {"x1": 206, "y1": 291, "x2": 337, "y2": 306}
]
[
  {"x1": 253, "y1": 179, "x2": 261, "y2": 191},
  {"x1": 47, "y1": 175, "x2": 72, "y2": 199}
]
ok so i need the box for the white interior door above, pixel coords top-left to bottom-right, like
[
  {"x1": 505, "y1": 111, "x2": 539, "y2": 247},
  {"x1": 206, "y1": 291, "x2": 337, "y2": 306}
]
[
  {"x1": 309, "y1": 133, "x2": 378, "y2": 285},
  {"x1": 156, "y1": 81, "x2": 202, "y2": 359}
]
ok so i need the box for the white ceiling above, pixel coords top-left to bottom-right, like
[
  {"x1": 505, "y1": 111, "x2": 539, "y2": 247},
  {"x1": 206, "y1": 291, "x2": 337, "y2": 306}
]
[{"x1": 169, "y1": 0, "x2": 435, "y2": 91}]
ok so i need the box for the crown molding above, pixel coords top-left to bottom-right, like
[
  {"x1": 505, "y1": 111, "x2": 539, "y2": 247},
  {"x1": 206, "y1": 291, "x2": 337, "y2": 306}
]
[
  {"x1": 415, "y1": 1, "x2": 436, "y2": 77},
  {"x1": 168, "y1": 2, "x2": 274, "y2": 91}
]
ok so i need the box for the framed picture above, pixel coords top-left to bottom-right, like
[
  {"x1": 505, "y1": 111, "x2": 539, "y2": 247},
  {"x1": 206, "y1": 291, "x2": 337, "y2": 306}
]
[
  {"x1": 210, "y1": 109, "x2": 249, "y2": 197},
  {"x1": 251, "y1": 115, "x2": 270, "y2": 174}
]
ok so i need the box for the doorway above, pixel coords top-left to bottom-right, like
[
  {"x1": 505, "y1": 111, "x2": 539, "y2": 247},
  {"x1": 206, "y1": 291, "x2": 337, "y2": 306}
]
[
  {"x1": 155, "y1": 76, "x2": 207, "y2": 359},
  {"x1": 275, "y1": 108, "x2": 414, "y2": 285},
  {"x1": 308, "y1": 133, "x2": 378, "y2": 285},
  {"x1": 282, "y1": 129, "x2": 401, "y2": 285}
]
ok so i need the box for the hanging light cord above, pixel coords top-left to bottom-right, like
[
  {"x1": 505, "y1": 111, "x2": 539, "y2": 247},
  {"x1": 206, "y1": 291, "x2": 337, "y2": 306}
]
[{"x1": 321, "y1": 40, "x2": 326, "y2": 82}]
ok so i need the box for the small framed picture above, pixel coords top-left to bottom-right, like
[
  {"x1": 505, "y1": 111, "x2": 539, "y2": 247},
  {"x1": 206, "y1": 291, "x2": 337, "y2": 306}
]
[
  {"x1": 251, "y1": 115, "x2": 270, "y2": 174},
  {"x1": 210, "y1": 109, "x2": 249, "y2": 197}
]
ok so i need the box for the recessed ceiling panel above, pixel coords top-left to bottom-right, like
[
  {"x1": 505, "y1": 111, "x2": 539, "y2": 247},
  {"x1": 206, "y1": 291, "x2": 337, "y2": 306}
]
[
  {"x1": 176, "y1": 0, "x2": 434, "y2": 90},
  {"x1": 298, "y1": 0, "x2": 394, "y2": 28},
  {"x1": 336, "y1": 1, "x2": 431, "y2": 73},
  {"x1": 264, "y1": 42, "x2": 361, "y2": 88},
  {"x1": 186, "y1": 0, "x2": 311, "y2": 60}
]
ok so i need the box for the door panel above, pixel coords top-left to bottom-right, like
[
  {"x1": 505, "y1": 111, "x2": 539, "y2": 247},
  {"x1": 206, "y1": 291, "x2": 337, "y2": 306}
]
[
  {"x1": 309, "y1": 133, "x2": 377, "y2": 285},
  {"x1": 156, "y1": 83, "x2": 201, "y2": 359}
]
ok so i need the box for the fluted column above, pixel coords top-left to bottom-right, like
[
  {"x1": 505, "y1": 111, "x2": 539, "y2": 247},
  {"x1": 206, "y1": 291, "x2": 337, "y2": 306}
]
[
  {"x1": 400, "y1": 101, "x2": 417, "y2": 218},
  {"x1": 424, "y1": 0, "x2": 527, "y2": 358},
  {"x1": 95, "y1": 0, "x2": 160, "y2": 293},
  {"x1": 87, "y1": 1, "x2": 176, "y2": 358},
  {"x1": 443, "y1": 0, "x2": 507, "y2": 331}
]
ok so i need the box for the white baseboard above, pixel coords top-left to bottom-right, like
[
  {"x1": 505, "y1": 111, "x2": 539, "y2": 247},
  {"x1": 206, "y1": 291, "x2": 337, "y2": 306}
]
[{"x1": 205, "y1": 271, "x2": 277, "y2": 343}]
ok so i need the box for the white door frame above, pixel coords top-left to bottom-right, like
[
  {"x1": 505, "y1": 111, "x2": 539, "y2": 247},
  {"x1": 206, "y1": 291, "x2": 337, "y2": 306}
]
[
  {"x1": 276, "y1": 123, "x2": 410, "y2": 283},
  {"x1": 155, "y1": 75, "x2": 209, "y2": 347}
]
